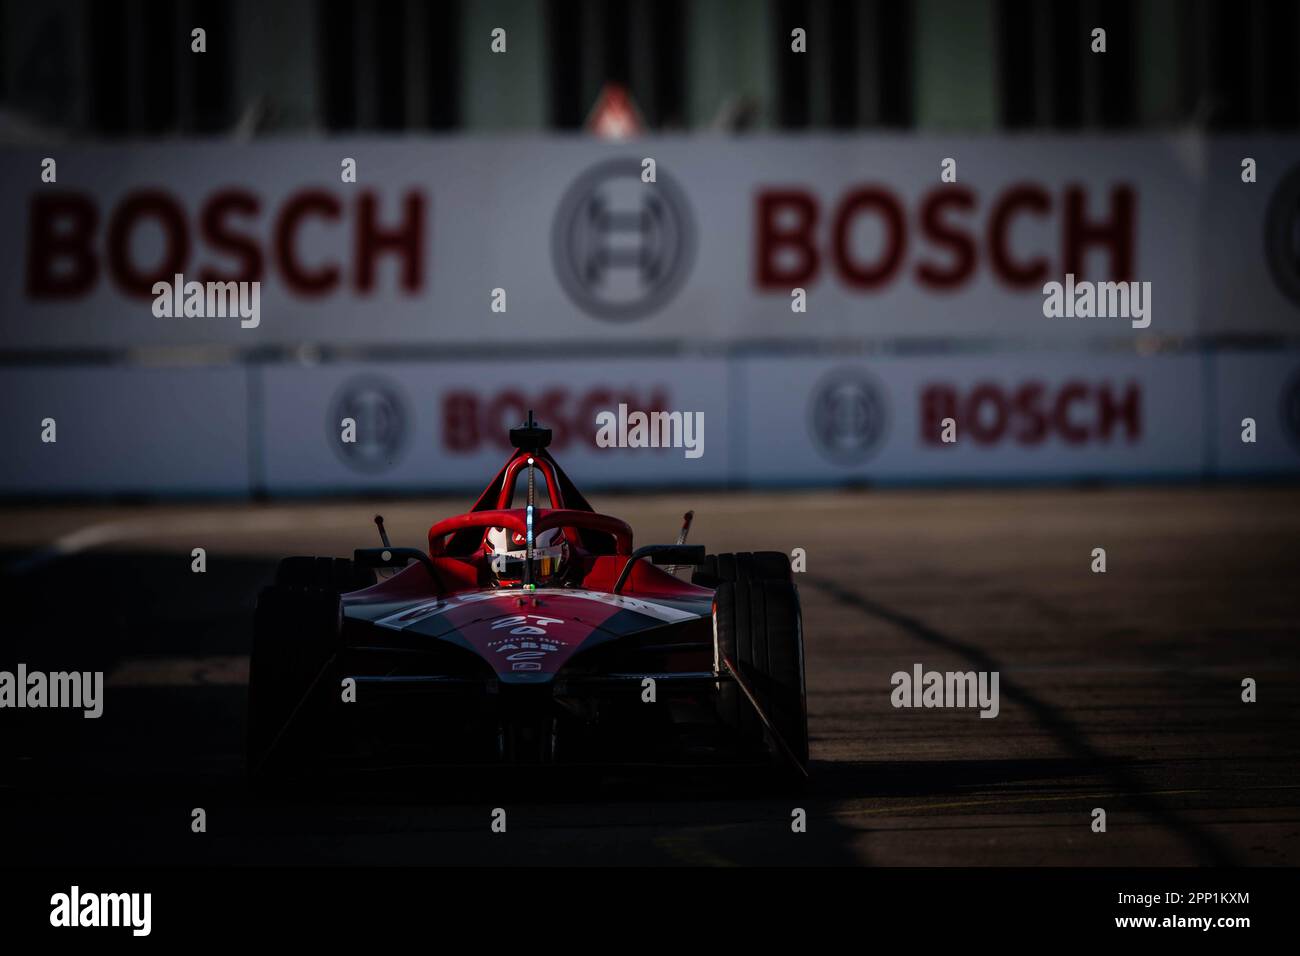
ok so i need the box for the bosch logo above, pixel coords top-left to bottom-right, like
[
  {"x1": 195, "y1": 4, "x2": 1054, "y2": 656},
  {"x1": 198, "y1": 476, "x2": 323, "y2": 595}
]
[
  {"x1": 1265, "y1": 164, "x2": 1300, "y2": 310},
  {"x1": 920, "y1": 381, "x2": 1140, "y2": 446},
  {"x1": 329, "y1": 376, "x2": 409, "y2": 473},
  {"x1": 551, "y1": 158, "x2": 696, "y2": 321},
  {"x1": 808, "y1": 368, "x2": 888, "y2": 464}
]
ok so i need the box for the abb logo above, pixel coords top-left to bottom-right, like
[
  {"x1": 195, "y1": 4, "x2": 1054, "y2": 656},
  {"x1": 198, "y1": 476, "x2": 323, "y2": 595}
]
[
  {"x1": 444, "y1": 387, "x2": 670, "y2": 452},
  {"x1": 755, "y1": 183, "x2": 1135, "y2": 291},
  {"x1": 26, "y1": 188, "x2": 426, "y2": 299},
  {"x1": 920, "y1": 381, "x2": 1141, "y2": 445}
]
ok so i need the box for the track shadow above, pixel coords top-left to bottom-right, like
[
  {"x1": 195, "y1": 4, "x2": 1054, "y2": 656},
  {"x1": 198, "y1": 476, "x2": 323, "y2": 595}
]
[{"x1": 1, "y1": 549, "x2": 868, "y2": 865}]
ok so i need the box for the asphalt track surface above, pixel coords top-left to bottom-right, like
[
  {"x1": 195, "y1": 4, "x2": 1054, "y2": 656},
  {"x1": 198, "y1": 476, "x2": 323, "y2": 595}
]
[{"x1": 2, "y1": 486, "x2": 1298, "y2": 866}]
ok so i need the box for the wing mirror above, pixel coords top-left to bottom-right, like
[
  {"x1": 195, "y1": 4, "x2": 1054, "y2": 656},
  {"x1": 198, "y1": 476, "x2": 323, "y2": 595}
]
[
  {"x1": 646, "y1": 545, "x2": 706, "y2": 567},
  {"x1": 612, "y1": 544, "x2": 706, "y2": 594},
  {"x1": 353, "y1": 547, "x2": 437, "y2": 577}
]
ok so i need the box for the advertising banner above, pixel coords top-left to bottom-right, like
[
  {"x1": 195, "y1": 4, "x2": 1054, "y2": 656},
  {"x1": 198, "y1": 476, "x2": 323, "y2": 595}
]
[
  {"x1": 737, "y1": 353, "x2": 1206, "y2": 483},
  {"x1": 1, "y1": 137, "x2": 1202, "y2": 350},
  {"x1": 7, "y1": 351, "x2": 1299, "y2": 497},
  {"x1": 258, "y1": 357, "x2": 730, "y2": 493}
]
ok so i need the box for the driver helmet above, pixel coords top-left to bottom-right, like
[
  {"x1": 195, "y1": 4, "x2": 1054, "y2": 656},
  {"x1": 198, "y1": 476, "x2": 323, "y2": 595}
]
[{"x1": 485, "y1": 525, "x2": 569, "y2": 588}]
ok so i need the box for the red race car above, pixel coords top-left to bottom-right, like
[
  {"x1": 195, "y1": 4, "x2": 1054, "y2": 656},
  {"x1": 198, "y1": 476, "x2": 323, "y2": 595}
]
[{"x1": 248, "y1": 414, "x2": 807, "y2": 781}]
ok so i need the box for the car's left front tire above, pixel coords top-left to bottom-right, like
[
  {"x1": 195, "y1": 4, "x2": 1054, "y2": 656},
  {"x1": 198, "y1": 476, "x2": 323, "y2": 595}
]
[{"x1": 712, "y1": 577, "x2": 809, "y2": 773}]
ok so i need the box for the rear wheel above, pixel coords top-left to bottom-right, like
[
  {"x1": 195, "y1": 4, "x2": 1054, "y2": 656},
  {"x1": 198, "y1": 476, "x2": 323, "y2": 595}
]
[{"x1": 713, "y1": 578, "x2": 809, "y2": 772}]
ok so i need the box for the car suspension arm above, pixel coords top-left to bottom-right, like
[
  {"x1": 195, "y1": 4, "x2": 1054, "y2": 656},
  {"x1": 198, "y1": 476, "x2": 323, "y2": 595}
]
[{"x1": 720, "y1": 654, "x2": 809, "y2": 779}]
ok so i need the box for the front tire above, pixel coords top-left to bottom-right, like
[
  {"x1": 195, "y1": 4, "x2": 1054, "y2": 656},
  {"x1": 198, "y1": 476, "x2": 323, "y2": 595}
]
[
  {"x1": 713, "y1": 578, "x2": 809, "y2": 771},
  {"x1": 693, "y1": 551, "x2": 792, "y2": 588},
  {"x1": 247, "y1": 556, "x2": 364, "y2": 777}
]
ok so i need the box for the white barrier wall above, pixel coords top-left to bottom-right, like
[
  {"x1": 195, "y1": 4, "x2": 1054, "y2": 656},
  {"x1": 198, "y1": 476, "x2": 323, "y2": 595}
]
[
  {"x1": 0, "y1": 366, "x2": 250, "y2": 494},
  {"x1": 2, "y1": 353, "x2": 1297, "y2": 496},
  {"x1": 2, "y1": 135, "x2": 1298, "y2": 495}
]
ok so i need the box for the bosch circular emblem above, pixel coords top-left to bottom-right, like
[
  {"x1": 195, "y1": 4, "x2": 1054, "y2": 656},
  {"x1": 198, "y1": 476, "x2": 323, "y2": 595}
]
[
  {"x1": 808, "y1": 368, "x2": 889, "y2": 465},
  {"x1": 328, "y1": 375, "x2": 409, "y2": 473},
  {"x1": 552, "y1": 158, "x2": 696, "y2": 321},
  {"x1": 1265, "y1": 163, "x2": 1300, "y2": 310}
]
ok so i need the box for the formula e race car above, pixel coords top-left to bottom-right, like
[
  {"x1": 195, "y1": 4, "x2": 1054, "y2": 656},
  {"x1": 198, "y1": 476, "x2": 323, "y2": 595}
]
[{"x1": 248, "y1": 414, "x2": 807, "y2": 782}]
